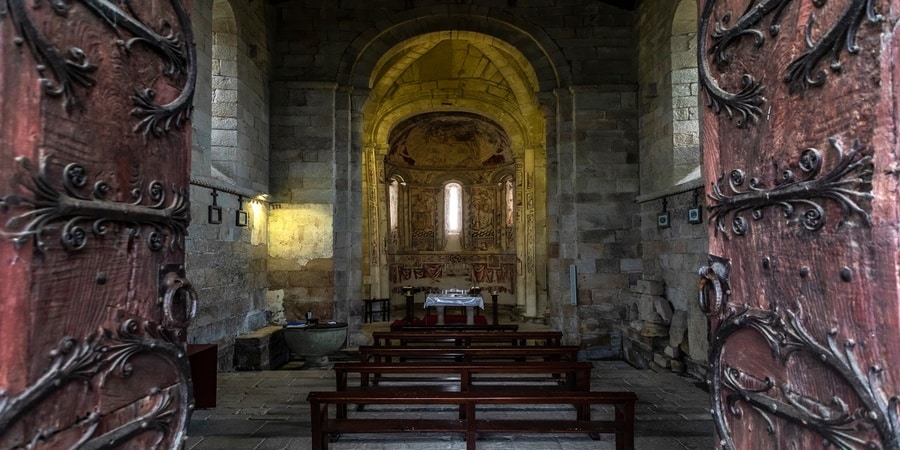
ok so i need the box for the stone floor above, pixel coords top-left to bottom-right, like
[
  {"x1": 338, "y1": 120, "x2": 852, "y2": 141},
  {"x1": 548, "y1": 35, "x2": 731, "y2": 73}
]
[{"x1": 186, "y1": 358, "x2": 715, "y2": 449}]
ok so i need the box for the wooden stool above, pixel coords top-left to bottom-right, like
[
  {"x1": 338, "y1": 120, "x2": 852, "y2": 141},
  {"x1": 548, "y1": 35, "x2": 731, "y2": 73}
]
[{"x1": 363, "y1": 298, "x2": 390, "y2": 323}]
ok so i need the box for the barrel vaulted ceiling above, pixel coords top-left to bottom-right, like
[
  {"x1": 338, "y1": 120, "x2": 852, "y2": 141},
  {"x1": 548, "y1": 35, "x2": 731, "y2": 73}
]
[{"x1": 366, "y1": 34, "x2": 544, "y2": 151}]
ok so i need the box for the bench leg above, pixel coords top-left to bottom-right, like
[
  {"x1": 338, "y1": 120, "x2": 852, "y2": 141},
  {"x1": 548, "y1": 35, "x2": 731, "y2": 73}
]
[
  {"x1": 615, "y1": 401, "x2": 635, "y2": 450},
  {"x1": 465, "y1": 402, "x2": 477, "y2": 450},
  {"x1": 309, "y1": 400, "x2": 328, "y2": 450},
  {"x1": 576, "y1": 402, "x2": 590, "y2": 421}
]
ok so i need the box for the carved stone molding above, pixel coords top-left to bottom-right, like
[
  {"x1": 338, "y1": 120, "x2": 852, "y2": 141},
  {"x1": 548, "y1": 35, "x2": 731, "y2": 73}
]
[
  {"x1": 699, "y1": 0, "x2": 883, "y2": 127},
  {"x1": 709, "y1": 304, "x2": 899, "y2": 449},
  {"x1": 0, "y1": 319, "x2": 193, "y2": 449},
  {"x1": 708, "y1": 137, "x2": 873, "y2": 236},
  {"x1": 0, "y1": 156, "x2": 189, "y2": 252},
  {"x1": 0, "y1": 0, "x2": 196, "y2": 138}
]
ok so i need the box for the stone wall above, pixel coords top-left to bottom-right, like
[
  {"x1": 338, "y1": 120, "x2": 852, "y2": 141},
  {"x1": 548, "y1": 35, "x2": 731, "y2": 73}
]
[
  {"x1": 270, "y1": 2, "x2": 643, "y2": 351},
  {"x1": 637, "y1": 0, "x2": 701, "y2": 192},
  {"x1": 267, "y1": 203, "x2": 334, "y2": 322},
  {"x1": 562, "y1": 85, "x2": 641, "y2": 358},
  {"x1": 179, "y1": 0, "x2": 712, "y2": 378},
  {"x1": 627, "y1": 0, "x2": 708, "y2": 379},
  {"x1": 631, "y1": 185, "x2": 708, "y2": 379},
  {"x1": 268, "y1": 83, "x2": 338, "y2": 325},
  {"x1": 186, "y1": 0, "x2": 274, "y2": 370}
]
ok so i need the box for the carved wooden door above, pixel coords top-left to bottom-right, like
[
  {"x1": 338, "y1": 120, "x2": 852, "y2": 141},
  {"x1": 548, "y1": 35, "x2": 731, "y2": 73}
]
[
  {"x1": 698, "y1": 0, "x2": 899, "y2": 448},
  {"x1": 0, "y1": 1, "x2": 197, "y2": 448}
]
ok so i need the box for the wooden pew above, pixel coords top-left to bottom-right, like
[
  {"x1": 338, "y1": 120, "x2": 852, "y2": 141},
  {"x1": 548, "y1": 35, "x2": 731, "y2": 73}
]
[
  {"x1": 390, "y1": 323, "x2": 520, "y2": 331},
  {"x1": 372, "y1": 330, "x2": 563, "y2": 347},
  {"x1": 332, "y1": 360, "x2": 594, "y2": 419},
  {"x1": 334, "y1": 360, "x2": 591, "y2": 390},
  {"x1": 308, "y1": 387, "x2": 637, "y2": 450},
  {"x1": 358, "y1": 344, "x2": 580, "y2": 363}
]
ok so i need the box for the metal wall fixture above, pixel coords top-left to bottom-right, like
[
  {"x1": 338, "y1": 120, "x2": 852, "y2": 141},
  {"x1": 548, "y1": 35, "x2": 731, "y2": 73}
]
[
  {"x1": 208, "y1": 189, "x2": 222, "y2": 224},
  {"x1": 235, "y1": 196, "x2": 248, "y2": 227},
  {"x1": 687, "y1": 189, "x2": 702, "y2": 224},
  {"x1": 657, "y1": 197, "x2": 670, "y2": 228}
]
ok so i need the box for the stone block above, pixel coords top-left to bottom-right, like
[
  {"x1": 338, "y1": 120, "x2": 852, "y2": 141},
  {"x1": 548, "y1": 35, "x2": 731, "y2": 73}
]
[
  {"x1": 266, "y1": 289, "x2": 286, "y2": 324},
  {"x1": 633, "y1": 279, "x2": 664, "y2": 295},
  {"x1": 653, "y1": 297, "x2": 674, "y2": 323},
  {"x1": 640, "y1": 321, "x2": 669, "y2": 337},
  {"x1": 653, "y1": 352, "x2": 671, "y2": 369},
  {"x1": 664, "y1": 345, "x2": 682, "y2": 359},
  {"x1": 233, "y1": 326, "x2": 289, "y2": 371},
  {"x1": 669, "y1": 310, "x2": 689, "y2": 348},
  {"x1": 619, "y1": 258, "x2": 643, "y2": 273}
]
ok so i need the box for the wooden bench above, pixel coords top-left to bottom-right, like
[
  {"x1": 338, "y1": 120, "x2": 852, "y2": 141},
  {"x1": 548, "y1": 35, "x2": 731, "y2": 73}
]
[
  {"x1": 358, "y1": 345, "x2": 580, "y2": 363},
  {"x1": 372, "y1": 330, "x2": 563, "y2": 347},
  {"x1": 332, "y1": 360, "x2": 594, "y2": 419},
  {"x1": 307, "y1": 387, "x2": 637, "y2": 450},
  {"x1": 390, "y1": 323, "x2": 520, "y2": 332},
  {"x1": 334, "y1": 360, "x2": 591, "y2": 390}
]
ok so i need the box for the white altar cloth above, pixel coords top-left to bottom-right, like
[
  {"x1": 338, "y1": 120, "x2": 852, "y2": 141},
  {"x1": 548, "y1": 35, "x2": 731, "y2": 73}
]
[{"x1": 424, "y1": 295, "x2": 484, "y2": 325}]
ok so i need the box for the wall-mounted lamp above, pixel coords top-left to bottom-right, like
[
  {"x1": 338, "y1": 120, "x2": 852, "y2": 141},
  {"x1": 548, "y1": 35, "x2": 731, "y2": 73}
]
[
  {"x1": 235, "y1": 196, "x2": 248, "y2": 227},
  {"x1": 657, "y1": 197, "x2": 670, "y2": 228},
  {"x1": 208, "y1": 189, "x2": 222, "y2": 224},
  {"x1": 687, "y1": 189, "x2": 703, "y2": 224},
  {"x1": 255, "y1": 193, "x2": 269, "y2": 202}
]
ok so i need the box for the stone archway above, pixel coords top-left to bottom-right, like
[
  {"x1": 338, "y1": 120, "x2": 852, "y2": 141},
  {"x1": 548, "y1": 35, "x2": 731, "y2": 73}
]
[{"x1": 355, "y1": 31, "x2": 549, "y2": 321}]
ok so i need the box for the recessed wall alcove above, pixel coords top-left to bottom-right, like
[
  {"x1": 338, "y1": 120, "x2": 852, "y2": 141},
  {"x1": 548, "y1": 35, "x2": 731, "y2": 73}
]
[
  {"x1": 358, "y1": 32, "x2": 548, "y2": 321},
  {"x1": 384, "y1": 112, "x2": 517, "y2": 298}
]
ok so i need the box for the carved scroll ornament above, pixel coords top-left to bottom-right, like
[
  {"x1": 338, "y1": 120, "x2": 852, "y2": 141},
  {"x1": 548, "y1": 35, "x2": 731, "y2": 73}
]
[
  {"x1": 709, "y1": 304, "x2": 899, "y2": 449},
  {"x1": 699, "y1": 0, "x2": 883, "y2": 127},
  {"x1": 708, "y1": 137, "x2": 873, "y2": 236},
  {"x1": 0, "y1": 0, "x2": 196, "y2": 138},
  {"x1": 0, "y1": 320, "x2": 194, "y2": 449},
  {"x1": 0, "y1": 156, "x2": 189, "y2": 252}
]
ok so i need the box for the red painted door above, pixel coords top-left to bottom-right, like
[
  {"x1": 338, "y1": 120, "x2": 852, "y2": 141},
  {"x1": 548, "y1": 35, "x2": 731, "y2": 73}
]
[
  {"x1": 0, "y1": 1, "x2": 197, "y2": 448},
  {"x1": 698, "y1": 0, "x2": 899, "y2": 448}
]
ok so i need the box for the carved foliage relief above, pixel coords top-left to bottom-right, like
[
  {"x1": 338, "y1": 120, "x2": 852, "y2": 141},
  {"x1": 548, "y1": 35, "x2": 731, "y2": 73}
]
[
  {"x1": 699, "y1": 0, "x2": 883, "y2": 127},
  {"x1": 708, "y1": 137, "x2": 873, "y2": 236},
  {"x1": 708, "y1": 304, "x2": 899, "y2": 449},
  {"x1": 1, "y1": 156, "x2": 189, "y2": 253},
  {"x1": 0, "y1": 0, "x2": 196, "y2": 138},
  {"x1": 0, "y1": 320, "x2": 194, "y2": 449},
  {"x1": 699, "y1": 1, "x2": 896, "y2": 448},
  {"x1": 0, "y1": 2, "x2": 197, "y2": 448}
]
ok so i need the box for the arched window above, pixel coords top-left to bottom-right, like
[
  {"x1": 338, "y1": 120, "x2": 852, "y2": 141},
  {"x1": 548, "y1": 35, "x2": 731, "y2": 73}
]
[
  {"x1": 670, "y1": 0, "x2": 701, "y2": 184},
  {"x1": 211, "y1": 0, "x2": 239, "y2": 182},
  {"x1": 389, "y1": 178, "x2": 400, "y2": 234},
  {"x1": 444, "y1": 182, "x2": 462, "y2": 236},
  {"x1": 504, "y1": 178, "x2": 514, "y2": 227},
  {"x1": 442, "y1": 182, "x2": 463, "y2": 252}
]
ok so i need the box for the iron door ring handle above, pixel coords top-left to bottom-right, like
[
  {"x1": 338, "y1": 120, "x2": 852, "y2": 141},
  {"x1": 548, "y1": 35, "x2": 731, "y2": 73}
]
[
  {"x1": 163, "y1": 274, "x2": 198, "y2": 328},
  {"x1": 698, "y1": 256, "x2": 731, "y2": 317}
]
